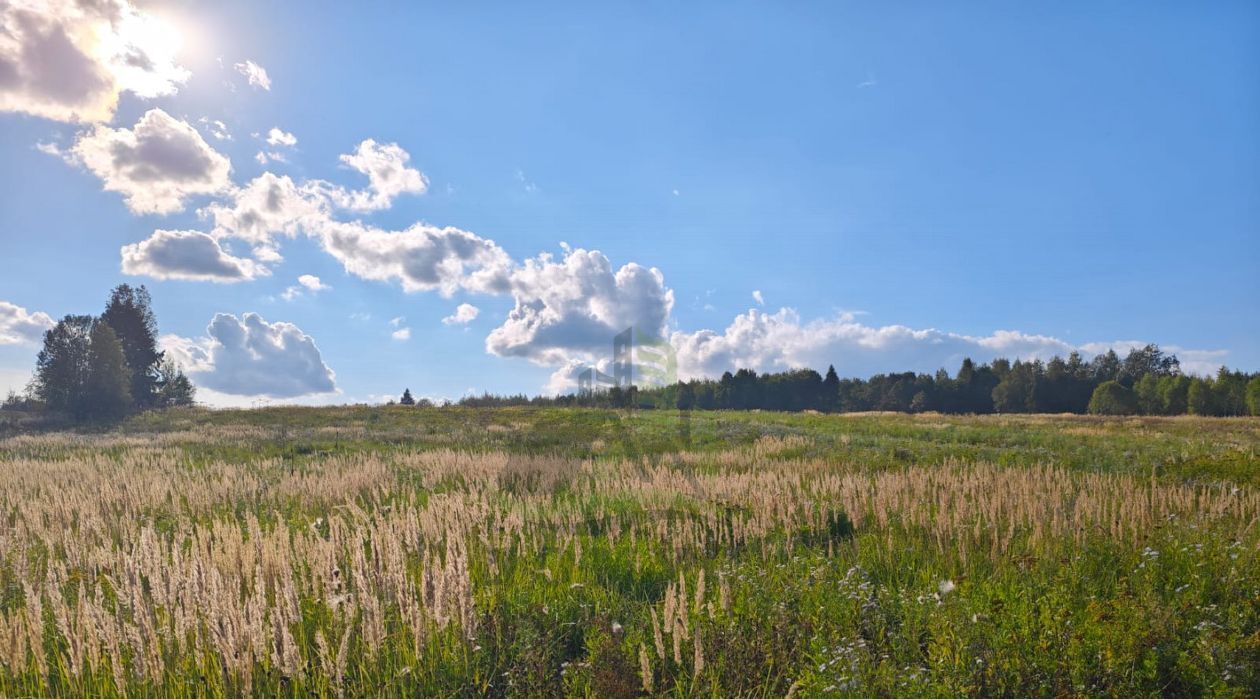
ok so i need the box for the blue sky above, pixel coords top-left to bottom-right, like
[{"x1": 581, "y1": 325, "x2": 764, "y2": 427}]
[{"x1": 1, "y1": 0, "x2": 1257, "y2": 405}]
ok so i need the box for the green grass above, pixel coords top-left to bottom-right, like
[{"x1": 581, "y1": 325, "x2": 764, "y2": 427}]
[{"x1": 0, "y1": 407, "x2": 1256, "y2": 697}]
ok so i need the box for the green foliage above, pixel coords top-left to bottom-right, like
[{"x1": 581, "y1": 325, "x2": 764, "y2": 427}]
[
  {"x1": 154, "y1": 357, "x2": 196, "y2": 407},
  {"x1": 992, "y1": 360, "x2": 1037, "y2": 413},
  {"x1": 1247, "y1": 376, "x2": 1260, "y2": 416},
  {"x1": 82, "y1": 322, "x2": 132, "y2": 421},
  {"x1": 1133, "y1": 373, "x2": 1162, "y2": 415},
  {"x1": 32, "y1": 314, "x2": 94, "y2": 414},
  {"x1": 1088, "y1": 381, "x2": 1139, "y2": 416},
  {"x1": 1158, "y1": 375, "x2": 1190, "y2": 415},
  {"x1": 1188, "y1": 379, "x2": 1214, "y2": 416}
]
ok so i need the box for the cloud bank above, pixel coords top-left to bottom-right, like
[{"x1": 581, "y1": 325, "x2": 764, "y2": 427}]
[{"x1": 101, "y1": 133, "x2": 1229, "y2": 396}]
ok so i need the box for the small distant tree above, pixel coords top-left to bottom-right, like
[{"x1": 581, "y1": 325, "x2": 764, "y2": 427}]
[
  {"x1": 1088, "y1": 380, "x2": 1138, "y2": 415},
  {"x1": 155, "y1": 358, "x2": 196, "y2": 407},
  {"x1": 82, "y1": 323, "x2": 132, "y2": 421},
  {"x1": 821, "y1": 365, "x2": 841, "y2": 412},
  {"x1": 399, "y1": 388, "x2": 416, "y2": 405}
]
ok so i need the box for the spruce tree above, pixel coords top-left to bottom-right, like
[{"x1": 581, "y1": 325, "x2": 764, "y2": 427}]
[{"x1": 822, "y1": 365, "x2": 840, "y2": 412}]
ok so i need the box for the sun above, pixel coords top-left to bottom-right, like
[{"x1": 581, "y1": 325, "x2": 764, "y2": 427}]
[{"x1": 99, "y1": 6, "x2": 192, "y2": 98}]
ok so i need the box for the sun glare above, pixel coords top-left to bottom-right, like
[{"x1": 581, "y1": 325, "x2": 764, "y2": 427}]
[{"x1": 101, "y1": 8, "x2": 191, "y2": 98}]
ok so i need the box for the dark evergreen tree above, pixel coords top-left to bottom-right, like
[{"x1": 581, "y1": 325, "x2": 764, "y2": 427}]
[
  {"x1": 715, "y1": 371, "x2": 734, "y2": 409},
  {"x1": 400, "y1": 388, "x2": 416, "y2": 405},
  {"x1": 676, "y1": 381, "x2": 695, "y2": 410},
  {"x1": 101, "y1": 285, "x2": 163, "y2": 408},
  {"x1": 821, "y1": 365, "x2": 840, "y2": 412}
]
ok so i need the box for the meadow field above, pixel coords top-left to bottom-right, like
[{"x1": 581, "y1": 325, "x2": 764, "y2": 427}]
[{"x1": 0, "y1": 407, "x2": 1256, "y2": 697}]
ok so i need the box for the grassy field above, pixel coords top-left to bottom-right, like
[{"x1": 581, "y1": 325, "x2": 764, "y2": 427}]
[{"x1": 0, "y1": 407, "x2": 1256, "y2": 697}]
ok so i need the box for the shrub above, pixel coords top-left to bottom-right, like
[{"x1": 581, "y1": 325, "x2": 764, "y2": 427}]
[{"x1": 1088, "y1": 380, "x2": 1138, "y2": 415}]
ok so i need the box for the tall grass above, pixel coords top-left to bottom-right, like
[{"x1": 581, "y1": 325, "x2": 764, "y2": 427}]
[{"x1": 0, "y1": 409, "x2": 1255, "y2": 696}]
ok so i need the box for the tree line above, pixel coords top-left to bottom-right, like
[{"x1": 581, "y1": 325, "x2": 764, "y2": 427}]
[
  {"x1": 451, "y1": 345, "x2": 1260, "y2": 416},
  {"x1": 3, "y1": 285, "x2": 195, "y2": 422}
]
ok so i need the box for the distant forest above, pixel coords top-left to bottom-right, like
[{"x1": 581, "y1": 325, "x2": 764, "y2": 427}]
[{"x1": 454, "y1": 345, "x2": 1260, "y2": 416}]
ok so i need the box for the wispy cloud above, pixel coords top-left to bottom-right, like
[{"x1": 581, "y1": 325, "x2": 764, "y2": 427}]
[{"x1": 234, "y1": 60, "x2": 272, "y2": 90}]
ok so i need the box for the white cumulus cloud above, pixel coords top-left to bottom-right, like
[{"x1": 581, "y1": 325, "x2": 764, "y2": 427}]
[
  {"x1": 162, "y1": 312, "x2": 335, "y2": 398},
  {"x1": 443, "y1": 303, "x2": 480, "y2": 325},
  {"x1": 0, "y1": 0, "x2": 190, "y2": 123},
  {"x1": 120, "y1": 229, "x2": 265, "y2": 282},
  {"x1": 485, "y1": 248, "x2": 674, "y2": 366},
  {"x1": 0, "y1": 300, "x2": 54, "y2": 345},
  {"x1": 317, "y1": 220, "x2": 512, "y2": 296},
  {"x1": 67, "y1": 108, "x2": 232, "y2": 215},
  {"x1": 202, "y1": 172, "x2": 329, "y2": 248},
  {"x1": 265, "y1": 127, "x2": 296, "y2": 147},
  {"x1": 298, "y1": 274, "x2": 328, "y2": 292},
  {"x1": 281, "y1": 274, "x2": 330, "y2": 301},
  {"x1": 331, "y1": 139, "x2": 428, "y2": 211}
]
